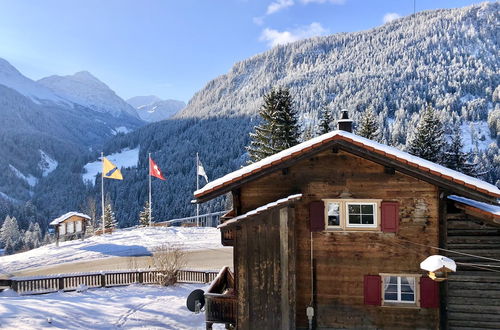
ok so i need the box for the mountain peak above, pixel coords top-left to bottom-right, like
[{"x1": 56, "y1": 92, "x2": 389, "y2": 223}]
[{"x1": 127, "y1": 96, "x2": 185, "y2": 122}]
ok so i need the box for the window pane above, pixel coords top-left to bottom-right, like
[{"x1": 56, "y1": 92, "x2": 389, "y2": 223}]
[
  {"x1": 401, "y1": 293, "x2": 415, "y2": 302},
  {"x1": 348, "y1": 204, "x2": 360, "y2": 214},
  {"x1": 327, "y1": 203, "x2": 340, "y2": 226},
  {"x1": 361, "y1": 204, "x2": 374, "y2": 214},
  {"x1": 384, "y1": 292, "x2": 398, "y2": 301},
  {"x1": 362, "y1": 215, "x2": 374, "y2": 224},
  {"x1": 349, "y1": 214, "x2": 361, "y2": 224}
]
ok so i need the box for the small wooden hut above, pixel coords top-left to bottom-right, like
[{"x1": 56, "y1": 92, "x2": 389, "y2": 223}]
[
  {"x1": 50, "y1": 212, "x2": 91, "y2": 246},
  {"x1": 194, "y1": 118, "x2": 500, "y2": 329}
]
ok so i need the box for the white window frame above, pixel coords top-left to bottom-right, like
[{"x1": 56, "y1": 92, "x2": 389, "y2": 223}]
[
  {"x1": 345, "y1": 202, "x2": 377, "y2": 228},
  {"x1": 323, "y1": 199, "x2": 381, "y2": 231},
  {"x1": 380, "y1": 274, "x2": 421, "y2": 307}
]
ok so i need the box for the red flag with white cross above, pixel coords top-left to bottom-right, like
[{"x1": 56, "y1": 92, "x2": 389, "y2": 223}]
[{"x1": 149, "y1": 157, "x2": 166, "y2": 180}]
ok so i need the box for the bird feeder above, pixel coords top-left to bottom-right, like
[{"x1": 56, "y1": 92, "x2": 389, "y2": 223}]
[{"x1": 420, "y1": 255, "x2": 456, "y2": 282}]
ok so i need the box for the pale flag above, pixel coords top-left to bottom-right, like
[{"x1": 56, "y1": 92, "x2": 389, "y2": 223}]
[{"x1": 197, "y1": 160, "x2": 209, "y2": 183}]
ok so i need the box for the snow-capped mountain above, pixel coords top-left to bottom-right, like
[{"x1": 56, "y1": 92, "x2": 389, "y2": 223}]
[
  {"x1": 38, "y1": 71, "x2": 140, "y2": 119},
  {"x1": 127, "y1": 96, "x2": 185, "y2": 122},
  {"x1": 178, "y1": 2, "x2": 498, "y2": 128},
  {"x1": 0, "y1": 58, "x2": 68, "y2": 105}
]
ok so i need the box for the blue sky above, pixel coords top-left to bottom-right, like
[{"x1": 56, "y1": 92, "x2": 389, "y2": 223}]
[{"x1": 0, "y1": 0, "x2": 488, "y2": 102}]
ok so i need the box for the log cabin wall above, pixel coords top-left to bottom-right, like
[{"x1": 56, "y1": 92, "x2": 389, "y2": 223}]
[
  {"x1": 444, "y1": 203, "x2": 500, "y2": 330},
  {"x1": 235, "y1": 149, "x2": 440, "y2": 328}
]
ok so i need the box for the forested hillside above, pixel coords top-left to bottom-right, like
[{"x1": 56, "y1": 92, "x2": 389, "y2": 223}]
[{"x1": 1, "y1": 2, "x2": 499, "y2": 239}]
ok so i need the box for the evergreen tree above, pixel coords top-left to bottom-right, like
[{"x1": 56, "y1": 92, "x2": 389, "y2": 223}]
[
  {"x1": 444, "y1": 124, "x2": 477, "y2": 176},
  {"x1": 102, "y1": 202, "x2": 117, "y2": 230},
  {"x1": 139, "y1": 201, "x2": 152, "y2": 226},
  {"x1": 406, "y1": 106, "x2": 446, "y2": 164},
  {"x1": 0, "y1": 216, "x2": 21, "y2": 254},
  {"x1": 357, "y1": 107, "x2": 380, "y2": 141},
  {"x1": 247, "y1": 87, "x2": 300, "y2": 163},
  {"x1": 318, "y1": 106, "x2": 333, "y2": 135}
]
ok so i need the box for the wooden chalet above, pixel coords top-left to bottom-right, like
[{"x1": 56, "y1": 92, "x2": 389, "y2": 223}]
[
  {"x1": 194, "y1": 115, "x2": 500, "y2": 329},
  {"x1": 50, "y1": 212, "x2": 91, "y2": 246}
]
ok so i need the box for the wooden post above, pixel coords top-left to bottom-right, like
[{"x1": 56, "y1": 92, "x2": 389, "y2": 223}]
[
  {"x1": 101, "y1": 273, "x2": 106, "y2": 287},
  {"x1": 138, "y1": 271, "x2": 144, "y2": 284},
  {"x1": 58, "y1": 277, "x2": 64, "y2": 291}
]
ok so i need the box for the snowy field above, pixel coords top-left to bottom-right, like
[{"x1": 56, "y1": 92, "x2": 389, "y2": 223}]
[
  {"x1": 0, "y1": 283, "x2": 219, "y2": 329},
  {"x1": 0, "y1": 226, "x2": 222, "y2": 275}
]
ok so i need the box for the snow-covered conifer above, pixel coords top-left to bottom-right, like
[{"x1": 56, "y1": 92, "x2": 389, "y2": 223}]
[
  {"x1": 139, "y1": 201, "x2": 152, "y2": 226},
  {"x1": 357, "y1": 107, "x2": 380, "y2": 141},
  {"x1": 407, "y1": 106, "x2": 446, "y2": 164}
]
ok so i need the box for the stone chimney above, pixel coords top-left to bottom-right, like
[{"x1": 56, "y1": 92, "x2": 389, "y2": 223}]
[{"x1": 338, "y1": 109, "x2": 353, "y2": 132}]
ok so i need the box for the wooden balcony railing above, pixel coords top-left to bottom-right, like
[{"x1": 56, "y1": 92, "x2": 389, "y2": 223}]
[{"x1": 205, "y1": 266, "x2": 237, "y2": 328}]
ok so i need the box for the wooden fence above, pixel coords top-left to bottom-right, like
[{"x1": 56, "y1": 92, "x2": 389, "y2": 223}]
[{"x1": 3, "y1": 269, "x2": 218, "y2": 295}]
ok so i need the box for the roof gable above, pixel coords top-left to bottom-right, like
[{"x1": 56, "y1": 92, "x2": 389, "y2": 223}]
[
  {"x1": 194, "y1": 131, "x2": 500, "y2": 203},
  {"x1": 50, "y1": 212, "x2": 91, "y2": 225}
]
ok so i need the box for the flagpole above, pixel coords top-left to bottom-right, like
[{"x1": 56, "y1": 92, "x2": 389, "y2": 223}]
[
  {"x1": 196, "y1": 152, "x2": 199, "y2": 227},
  {"x1": 149, "y1": 153, "x2": 152, "y2": 227},
  {"x1": 101, "y1": 152, "x2": 105, "y2": 235}
]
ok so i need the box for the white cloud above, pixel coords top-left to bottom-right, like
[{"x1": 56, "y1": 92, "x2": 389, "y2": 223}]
[
  {"x1": 383, "y1": 12, "x2": 401, "y2": 24},
  {"x1": 260, "y1": 22, "x2": 329, "y2": 48},
  {"x1": 300, "y1": 0, "x2": 346, "y2": 4},
  {"x1": 253, "y1": 16, "x2": 265, "y2": 26},
  {"x1": 267, "y1": 0, "x2": 295, "y2": 15}
]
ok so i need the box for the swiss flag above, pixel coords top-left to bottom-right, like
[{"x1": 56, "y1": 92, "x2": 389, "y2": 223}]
[{"x1": 149, "y1": 157, "x2": 166, "y2": 180}]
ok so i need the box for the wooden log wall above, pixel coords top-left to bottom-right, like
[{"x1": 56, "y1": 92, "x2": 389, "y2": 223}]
[
  {"x1": 445, "y1": 208, "x2": 500, "y2": 330},
  {"x1": 235, "y1": 149, "x2": 440, "y2": 329}
]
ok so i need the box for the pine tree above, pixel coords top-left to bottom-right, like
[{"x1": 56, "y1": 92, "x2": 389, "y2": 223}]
[
  {"x1": 318, "y1": 106, "x2": 333, "y2": 135},
  {"x1": 102, "y1": 202, "x2": 117, "y2": 230},
  {"x1": 407, "y1": 106, "x2": 446, "y2": 164},
  {"x1": 0, "y1": 216, "x2": 21, "y2": 254},
  {"x1": 139, "y1": 201, "x2": 152, "y2": 226},
  {"x1": 357, "y1": 107, "x2": 380, "y2": 141},
  {"x1": 247, "y1": 87, "x2": 300, "y2": 163},
  {"x1": 444, "y1": 124, "x2": 477, "y2": 176}
]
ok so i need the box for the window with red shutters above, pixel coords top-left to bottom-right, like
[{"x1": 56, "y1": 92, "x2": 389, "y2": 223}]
[
  {"x1": 309, "y1": 201, "x2": 325, "y2": 232},
  {"x1": 420, "y1": 277, "x2": 440, "y2": 308},
  {"x1": 364, "y1": 275, "x2": 382, "y2": 306},
  {"x1": 381, "y1": 201, "x2": 399, "y2": 233}
]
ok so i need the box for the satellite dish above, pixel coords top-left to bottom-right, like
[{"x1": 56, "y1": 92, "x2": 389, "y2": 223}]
[
  {"x1": 420, "y1": 255, "x2": 456, "y2": 281},
  {"x1": 186, "y1": 289, "x2": 205, "y2": 313}
]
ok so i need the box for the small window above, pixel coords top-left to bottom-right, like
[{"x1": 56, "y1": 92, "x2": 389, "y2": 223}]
[
  {"x1": 59, "y1": 223, "x2": 66, "y2": 235},
  {"x1": 75, "y1": 220, "x2": 82, "y2": 232},
  {"x1": 383, "y1": 276, "x2": 416, "y2": 304},
  {"x1": 327, "y1": 202, "x2": 341, "y2": 227},
  {"x1": 347, "y1": 203, "x2": 376, "y2": 228}
]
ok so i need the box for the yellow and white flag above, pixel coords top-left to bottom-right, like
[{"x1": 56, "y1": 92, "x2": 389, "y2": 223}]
[{"x1": 103, "y1": 157, "x2": 123, "y2": 180}]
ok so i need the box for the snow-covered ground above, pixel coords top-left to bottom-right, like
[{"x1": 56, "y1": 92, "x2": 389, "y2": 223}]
[
  {"x1": 82, "y1": 147, "x2": 140, "y2": 184},
  {"x1": 0, "y1": 226, "x2": 222, "y2": 275},
  {"x1": 0, "y1": 283, "x2": 219, "y2": 329},
  {"x1": 38, "y1": 150, "x2": 58, "y2": 177}
]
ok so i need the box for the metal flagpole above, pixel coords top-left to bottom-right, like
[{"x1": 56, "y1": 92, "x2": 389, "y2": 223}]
[
  {"x1": 149, "y1": 153, "x2": 152, "y2": 227},
  {"x1": 196, "y1": 152, "x2": 199, "y2": 227},
  {"x1": 101, "y1": 152, "x2": 105, "y2": 235}
]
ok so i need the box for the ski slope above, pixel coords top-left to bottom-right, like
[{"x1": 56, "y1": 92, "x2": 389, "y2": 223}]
[{"x1": 0, "y1": 226, "x2": 222, "y2": 275}]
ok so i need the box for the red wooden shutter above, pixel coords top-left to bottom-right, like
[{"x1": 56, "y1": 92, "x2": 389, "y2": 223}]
[
  {"x1": 381, "y1": 201, "x2": 399, "y2": 233},
  {"x1": 309, "y1": 201, "x2": 325, "y2": 232},
  {"x1": 420, "y1": 277, "x2": 440, "y2": 308},
  {"x1": 364, "y1": 275, "x2": 382, "y2": 306}
]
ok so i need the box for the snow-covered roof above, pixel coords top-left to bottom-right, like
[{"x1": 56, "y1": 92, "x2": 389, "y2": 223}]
[
  {"x1": 218, "y1": 194, "x2": 302, "y2": 228},
  {"x1": 195, "y1": 130, "x2": 500, "y2": 199},
  {"x1": 448, "y1": 195, "x2": 500, "y2": 217},
  {"x1": 50, "y1": 212, "x2": 91, "y2": 226}
]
